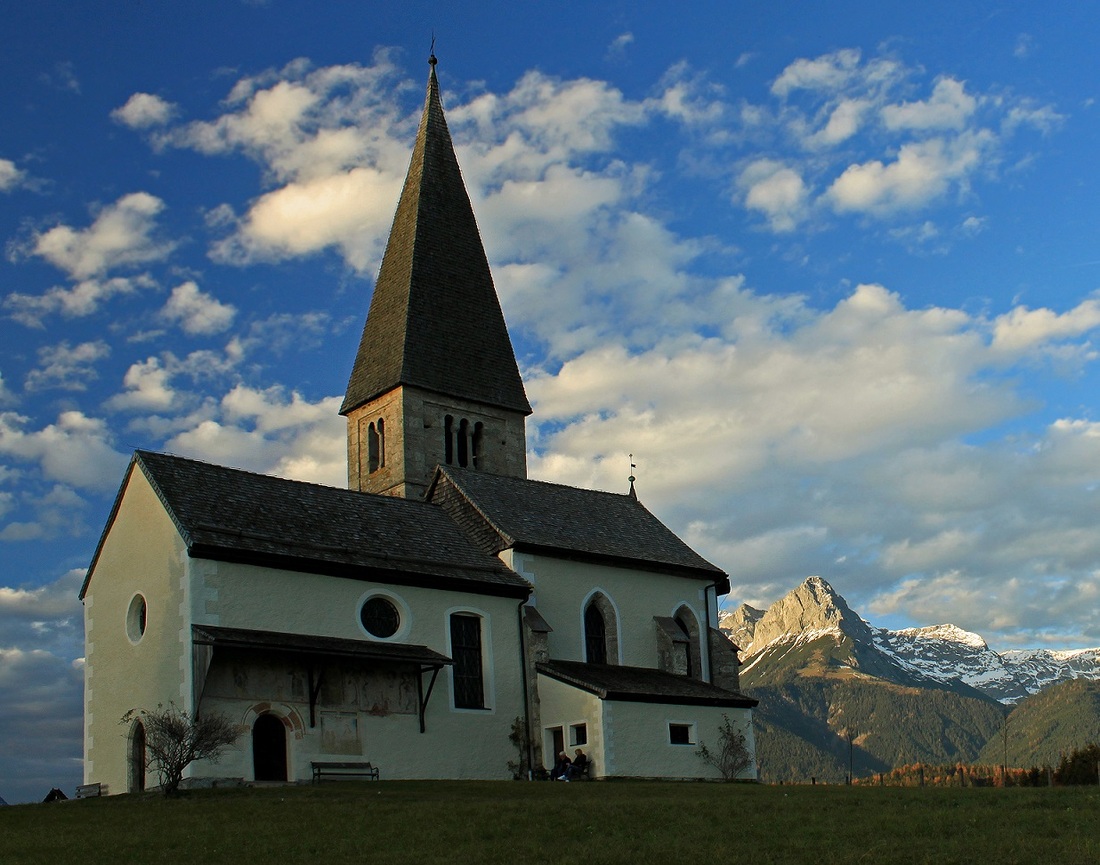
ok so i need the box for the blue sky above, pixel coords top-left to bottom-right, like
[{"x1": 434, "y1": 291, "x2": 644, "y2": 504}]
[{"x1": 3, "y1": 0, "x2": 1100, "y2": 802}]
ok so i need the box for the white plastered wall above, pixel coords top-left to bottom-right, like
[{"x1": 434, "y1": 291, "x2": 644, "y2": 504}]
[
  {"x1": 503, "y1": 550, "x2": 713, "y2": 676},
  {"x1": 537, "y1": 673, "x2": 756, "y2": 780},
  {"x1": 83, "y1": 468, "x2": 191, "y2": 793},
  {"x1": 191, "y1": 560, "x2": 527, "y2": 782}
]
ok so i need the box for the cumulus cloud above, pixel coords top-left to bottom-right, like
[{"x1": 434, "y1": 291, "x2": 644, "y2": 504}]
[
  {"x1": 826, "y1": 133, "x2": 992, "y2": 215},
  {"x1": 738, "y1": 159, "x2": 810, "y2": 231},
  {"x1": 0, "y1": 410, "x2": 128, "y2": 491},
  {"x1": 882, "y1": 77, "x2": 978, "y2": 131},
  {"x1": 24, "y1": 340, "x2": 111, "y2": 392},
  {"x1": 0, "y1": 158, "x2": 26, "y2": 192},
  {"x1": 29, "y1": 192, "x2": 174, "y2": 280},
  {"x1": 111, "y1": 92, "x2": 178, "y2": 128},
  {"x1": 164, "y1": 384, "x2": 345, "y2": 485},
  {"x1": 161, "y1": 281, "x2": 237, "y2": 335},
  {"x1": 4, "y1": 274, "x2": 155, "y2": 328}
]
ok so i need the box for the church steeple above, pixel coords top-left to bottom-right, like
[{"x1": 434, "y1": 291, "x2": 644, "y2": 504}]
[{"x1": 342, "y1": 58, "x2": 531, "y2": 498}]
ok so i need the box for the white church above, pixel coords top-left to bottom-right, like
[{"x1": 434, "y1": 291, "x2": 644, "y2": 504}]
[{"x1": 80, "y1": 57, "x2": 757, "y2": 792}]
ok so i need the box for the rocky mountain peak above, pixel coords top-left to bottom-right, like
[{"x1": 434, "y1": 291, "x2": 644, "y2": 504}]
[{"x1": 738, "y1": 576, "x2": 873, "y2": 654}]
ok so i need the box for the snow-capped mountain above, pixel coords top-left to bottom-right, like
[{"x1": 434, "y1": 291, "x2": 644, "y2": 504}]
[{"x1": 722, "y1": 577, "x2": 1100, "y2": 704}]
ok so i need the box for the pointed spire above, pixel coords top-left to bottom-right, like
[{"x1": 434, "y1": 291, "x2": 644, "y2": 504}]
[{"x1": 341, "y1": 57, "x2": 531, "y2": 417}]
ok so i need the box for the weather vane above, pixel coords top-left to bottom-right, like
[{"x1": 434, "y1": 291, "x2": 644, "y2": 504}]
[
  {"x1": 628, "y1": 453, "x2": 637, "y2": 498},
  {"x1": 429, "y1": 34, "x2": 437, "y2": 67}
]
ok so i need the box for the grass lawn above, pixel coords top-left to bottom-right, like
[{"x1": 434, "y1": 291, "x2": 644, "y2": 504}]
[{"x1": 2, "y1": 781, "x2": 1099, "y2": 864}]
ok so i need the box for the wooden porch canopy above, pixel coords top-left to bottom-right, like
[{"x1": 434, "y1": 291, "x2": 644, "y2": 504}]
[{"x1": 191, "y1": 625, "x2": 452, "y2": 733}]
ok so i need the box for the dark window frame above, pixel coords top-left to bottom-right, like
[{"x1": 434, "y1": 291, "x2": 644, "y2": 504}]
[{"x1": 450, "y1": 613, "x2": 486, "y2": 710}]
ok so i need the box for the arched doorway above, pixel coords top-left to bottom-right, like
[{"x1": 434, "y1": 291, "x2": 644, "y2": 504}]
[
  {"x1": 252, "y1": 713, "x2": 288, "y2": 782},
  {"x1": 128, "y1": 720, "x2": 146, "y2": 793}
]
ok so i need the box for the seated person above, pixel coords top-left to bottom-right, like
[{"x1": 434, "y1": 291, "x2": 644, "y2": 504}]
[
  {"x1": 551, "y1": 751, "x2": 571, "y2": 780},
  {"x1": 567, "y1": 748, "x2": 589, "y2": 779}
]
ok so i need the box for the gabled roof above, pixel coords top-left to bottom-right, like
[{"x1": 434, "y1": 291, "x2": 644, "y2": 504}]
[
  {"x1": 430, "y1": 466, "x2": 729, "y2": 590},
  {"x1": 538, "y1": 659, "x2": 758, "y2": 708},
  {"x1": 81, "y1": 451, "x2": 529, "y2": 599},
  {"x1": 341, "y1": 59, "x2": 530, "y2": 417}
]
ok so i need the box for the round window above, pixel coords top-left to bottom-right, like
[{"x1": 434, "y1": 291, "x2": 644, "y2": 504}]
[
  {"x1": 126, "y1": 594, "x2": 148, "y2": 643},
  {"x1": 360, "y1": 597, "x2": 400, "y2": 638}
]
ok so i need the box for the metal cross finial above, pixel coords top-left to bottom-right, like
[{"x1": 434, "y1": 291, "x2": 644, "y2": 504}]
[{"x1": 429, "y1": 34, "x2": 437, "y2": 67}]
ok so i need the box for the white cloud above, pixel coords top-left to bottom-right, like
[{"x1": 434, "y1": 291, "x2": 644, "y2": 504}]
[
  {"x1": 104, "y1": 357, "x2": 177, "y2": 412},
  {"x1": 24, "y1": 340, "x2": 111, "y2": 392},
  {"x1": 161, "y1": 281, "x2": 237, "y2": 335},
  {"x1": 771, "y1": 48, "x2": 864, "y2": 97},
  {"x1": 882, "y1": 78, "x2": 978, "y2": 131},
  {"x1": 209, "y1": 167, "x2": 402, "y2": 272},
  {"x1": 0, "y1": 158, "x2": 26, "y2": 192},
  {"x1": 826, "y1": 133, "x2": 992, "y2": 215},
  {"x1": 112, "y1": 92, "x2": 178, "y2": 128},
  {"x1": 3, "y1": 274, "x2": 155, "y2": 327},
  {"x1": 738, "y1": 159, "x2": 810, "y2": 231},
  {"x1": 30, "y1": 193, "x2": 174, "y2": 280},
  {"x1": 991, "y1": 297, "x2": 1100, "y2": 355},
  {"x1": 0, "y1": 410, "x2": 128, "y2": 491},
  {"x1": 164, "y1": 384, "x2": 345, "y2": 485}
]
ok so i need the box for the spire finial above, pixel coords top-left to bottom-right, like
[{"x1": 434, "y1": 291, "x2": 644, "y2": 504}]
[
  {"x1": 429, "y1": 34, "x2": 437, "y2": 68},
  {"x1": 628, "y1": 453, "x2": 637, "y2": 499}
]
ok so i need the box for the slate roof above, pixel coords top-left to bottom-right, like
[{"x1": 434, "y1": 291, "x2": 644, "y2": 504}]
[
  {"x1": 80, "y1": 451, "x2": 530, "y2": 599},
  {"x1": 341, "y1": 59, "x2": 530, "y2": 417},
  {"x1": 538, "y1": 659, "x2": 758, "y2": 708},
  {"x1": 192, "y1": 625, "x2": 453, "y2": 667},
  {"x1": 432, "y1": 466, "x2": 730, "y2": 590}
]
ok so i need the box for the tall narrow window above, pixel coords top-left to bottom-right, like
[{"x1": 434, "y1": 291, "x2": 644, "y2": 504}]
[
  {"x1": 444, "y1": 415, "x2": 454, "y2": 465},
  {"x1": 367, "y1": 422, "x2": 380, "y2": 473},
  {"x1": 450, "y1": 613, "x2": 485, "y2": 709},
  {"x1": 584, "y1": 603, "x2": 607, "y2": 665},
  {"x1": 472, "y1": 422, "x2": 484, "y2": 469},
  {"x1": 458, "y1": 418, "x2": 470, "y2": 467},
  {"x1": 377, "y1": 418, "x2": 386, "y2": 468},
  {"x1": 675, "y1": 614, "x2": 694, "y2": 679}
]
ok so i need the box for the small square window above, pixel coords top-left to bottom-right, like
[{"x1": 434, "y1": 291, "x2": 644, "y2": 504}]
[
  {"x1": 669, "y1": 723, "x2": 694, "y2": 745},
  {"x1": 570, "y1": 723, "x2": 587, "y2": 746}
]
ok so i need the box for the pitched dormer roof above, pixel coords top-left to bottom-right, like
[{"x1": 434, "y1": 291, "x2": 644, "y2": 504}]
[
  {"x1": 341, "y1": 59, "x2": 531, "y2": 417},
  {"x1": 429, "y1": 465, "x2": 730, "y2": 591}
]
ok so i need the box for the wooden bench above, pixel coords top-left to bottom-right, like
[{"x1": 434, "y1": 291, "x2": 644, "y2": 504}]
[
  {"x1": 311, "y1": 761, "x2": 379, "y2": 783},
  {"x1": 76, "y1": 782, "x2": 107, "y2": 798}
]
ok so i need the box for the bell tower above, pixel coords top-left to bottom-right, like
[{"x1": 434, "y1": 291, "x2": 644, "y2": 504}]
[{"x1": 341, "y1": 57, "x2": 531, "y2": 498}]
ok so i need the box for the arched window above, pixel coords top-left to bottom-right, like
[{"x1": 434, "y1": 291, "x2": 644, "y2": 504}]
[
  {"x1": 674, "y1": 607, "x2": 702, "y2": 679},
  {"x1": 444, "y1": 415, "x2": 455, "y2": 465},
  {"x1": 472, "y1": 422, "x2": 484, "y2": 469},
  {"x1": 367, "y1": 422, "x2": 380, "y2": 473},
  {"x1": 458, "y1": 418, "x2": 470, "y2": 467},
  {"x1": 377, "y1": 418, "x2": 385, "y2": 468},
  {"x1": 584, "y1": 604, "x2": 607, "y2": 664},
  {"x1": 450, "y1": 613, "x2": 485, "y2": 709}
]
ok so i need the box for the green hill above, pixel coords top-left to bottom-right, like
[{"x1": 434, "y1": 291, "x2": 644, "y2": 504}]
[{"x1": 977, "y1": 678, "x2": 1100, "y2": 768}]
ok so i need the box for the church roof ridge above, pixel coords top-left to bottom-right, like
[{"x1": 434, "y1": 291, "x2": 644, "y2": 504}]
[
  {"x1": 82, "y1": 449, "x2": 530, "y2": 600},
  {"x1": 341, "y1": 57, "x2": 531, "y2": 417}
]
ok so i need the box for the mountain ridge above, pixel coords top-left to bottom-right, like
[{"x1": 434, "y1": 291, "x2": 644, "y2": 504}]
[{"x1": 722, "y1": 576, "x2": 1100, "y2": 704}]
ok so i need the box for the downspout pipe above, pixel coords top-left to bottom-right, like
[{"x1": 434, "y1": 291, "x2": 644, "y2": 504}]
[{"x1": 517, "y1": 596, "x2": 535, "y2": 779}]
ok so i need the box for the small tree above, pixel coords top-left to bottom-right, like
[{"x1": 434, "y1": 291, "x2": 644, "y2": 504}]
[
  {"x1": 121, "y1": 704, "x2": 240, "y2": 797},
  {"x1": 506, "y1": 716, "x2": 532, "y2": 780},
  {"x1": 696, "y1": 713, "x2": 753, "y2": 781}
]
